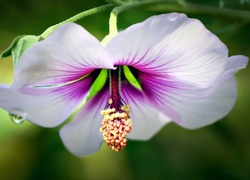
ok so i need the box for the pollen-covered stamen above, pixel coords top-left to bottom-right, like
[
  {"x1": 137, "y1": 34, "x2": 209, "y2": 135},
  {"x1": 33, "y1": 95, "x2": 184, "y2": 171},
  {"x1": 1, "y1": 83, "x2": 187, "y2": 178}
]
[
  {"x1": 100, "y1": 104, "x2": 132, "y2": 152},
  {"x1": 100, "y1": 68, "x2": 132, "y2": 152}
]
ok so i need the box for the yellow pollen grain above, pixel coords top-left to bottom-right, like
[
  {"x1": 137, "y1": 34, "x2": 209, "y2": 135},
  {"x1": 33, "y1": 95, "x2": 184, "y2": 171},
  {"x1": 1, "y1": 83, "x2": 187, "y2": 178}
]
[{"x1": 108, "y1": 98, "x2": 113, "y2": 104}]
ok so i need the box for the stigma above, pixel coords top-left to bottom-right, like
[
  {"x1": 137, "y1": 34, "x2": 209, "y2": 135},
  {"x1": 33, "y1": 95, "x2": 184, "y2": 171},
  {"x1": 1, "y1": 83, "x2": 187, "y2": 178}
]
[{"x1": 100, "y1": 102, "x2": 132, "y2": 152}]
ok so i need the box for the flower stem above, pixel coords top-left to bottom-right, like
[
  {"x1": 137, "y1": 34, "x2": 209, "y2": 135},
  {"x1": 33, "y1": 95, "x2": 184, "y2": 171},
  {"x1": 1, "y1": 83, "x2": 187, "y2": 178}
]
[
  {"x1": 40, "y1": 4, "x2": 114, "y2": 38},
  {"x1": 105, "y1": 0, "x2": 126, "y2": 6},
  {"x1": 102, "y1": 0, "x2": 159, "y2": 44},
  {"x1": 102, "y1": 0, "x2": 250, "y2": 45},
  {"x1": 114, "y1": 0, "x2": 250, "y2": 22},
  {"x1": 142, "y1": 1, "x2": 250, "y2": 22}
]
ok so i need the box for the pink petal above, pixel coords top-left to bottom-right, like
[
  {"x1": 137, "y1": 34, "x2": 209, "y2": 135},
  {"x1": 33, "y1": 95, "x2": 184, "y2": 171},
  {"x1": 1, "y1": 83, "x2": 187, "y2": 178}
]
[
  {"x1": 121, "y1": 83, "x2": 171, "y2": 140},
  {"x1": 223, "y1": 55, "x2": 248, "y2": 77},
  {"x1": 140, "y1": 55, "x2": 248, "y2": 129},
  {"x1": 106, "y1": 13, "x2": 228, "y2": 89},
  {"x1": 59, "y1": 87, "x2": 109, "y2": 156},
  {"x1": 13, "y1": 23, "x2": 114, "y2": 89},
  {"x1": 0, "y1": 76, "x2": 93, "y2": 127},
  {"x1": 165, "y1": 77, "x2": 238, "y2": 128}
]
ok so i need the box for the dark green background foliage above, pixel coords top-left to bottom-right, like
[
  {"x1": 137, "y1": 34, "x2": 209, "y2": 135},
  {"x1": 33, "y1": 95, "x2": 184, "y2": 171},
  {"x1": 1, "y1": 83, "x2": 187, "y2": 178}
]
[{"x1": 0, "y1": 0, "x2": 249, "y2": 179}]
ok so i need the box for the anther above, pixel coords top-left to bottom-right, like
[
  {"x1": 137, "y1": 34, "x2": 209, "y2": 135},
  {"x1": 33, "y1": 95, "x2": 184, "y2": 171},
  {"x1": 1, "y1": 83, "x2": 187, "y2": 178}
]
[{"x1": 100, "y1": 105, "x2": 132, "y2": 152}]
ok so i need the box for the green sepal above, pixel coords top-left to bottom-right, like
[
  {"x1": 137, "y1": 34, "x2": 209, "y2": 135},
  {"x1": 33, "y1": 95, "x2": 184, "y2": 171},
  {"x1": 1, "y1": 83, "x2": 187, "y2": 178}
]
[
  {"x1": 11, "y1": 35, "x2": 41, "y2": 66},
  {"x1": 0, "y1": 35, "x2": 25, "y2": 58},
  {"x1": 0, "y1": 35, "x2": 41, "y2": 66},
  {"x1": 86, "y1": 69, "x2": 108, "y2": 101},
  {"x1": 123, "y1": 66, "x2": 142, "y2": 90}
]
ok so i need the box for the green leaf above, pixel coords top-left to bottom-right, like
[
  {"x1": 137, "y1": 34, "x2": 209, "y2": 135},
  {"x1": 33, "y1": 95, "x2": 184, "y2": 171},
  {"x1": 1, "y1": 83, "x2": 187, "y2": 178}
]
[
  {"x1": 11, "y1": 35, "x2": 41, "y2": 66},
  {"x1": 123, "y1": 66, "x2": 142, "y2": 90}
]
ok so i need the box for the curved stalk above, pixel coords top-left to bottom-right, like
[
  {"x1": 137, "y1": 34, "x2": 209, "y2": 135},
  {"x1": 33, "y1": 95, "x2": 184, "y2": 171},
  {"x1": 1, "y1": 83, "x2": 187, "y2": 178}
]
[{"x1": 41, "y1": 4, "x2": 114, "y2": 38}]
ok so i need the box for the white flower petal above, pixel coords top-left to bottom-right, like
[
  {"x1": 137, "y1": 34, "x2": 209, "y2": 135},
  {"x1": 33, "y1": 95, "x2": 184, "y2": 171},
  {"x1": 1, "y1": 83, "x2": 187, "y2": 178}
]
[
  {"x1": 223, "y1": 55, "x2": 248, "y2": 76},
  {"x1": 0, "y1": 77, "x2": 93, "y2": 127},
  {"x1": 107, "y1": 13, "x2": 228, "y2": 88},
  {"x1": 140, "y1": 55, "x2": 248, "y2": 129},
  {"x1": 168, "y1": 77, "x2": 237, "y2": 129},
  {"x1": 0, "y1": 84, "x2": 10, "y2": 88},
  {"x1": 59, "y1": 88, "x2": 109, "y2": 156},
  {"x1": 13, "y1": 23, "x2": 113, "y2": 88},
  {"x1": 121, "y1": 83, "x2": 171, "y2": 140}
]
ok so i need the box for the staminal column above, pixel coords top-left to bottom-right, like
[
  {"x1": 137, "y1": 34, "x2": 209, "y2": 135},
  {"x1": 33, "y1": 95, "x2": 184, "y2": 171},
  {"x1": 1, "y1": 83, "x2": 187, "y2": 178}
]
[
  {"x1": 109, "y1": 67, "x2": 121, "y2": 111},
  {"x1": 101, "y1": 67, "x2": 132, "y2": 152}
]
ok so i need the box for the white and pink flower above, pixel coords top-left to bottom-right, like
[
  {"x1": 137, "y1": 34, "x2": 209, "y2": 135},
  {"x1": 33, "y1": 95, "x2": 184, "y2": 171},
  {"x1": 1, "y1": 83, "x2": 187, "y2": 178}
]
[{"x1": 0, "y1": 13, "x2": 248, "y2": 156}]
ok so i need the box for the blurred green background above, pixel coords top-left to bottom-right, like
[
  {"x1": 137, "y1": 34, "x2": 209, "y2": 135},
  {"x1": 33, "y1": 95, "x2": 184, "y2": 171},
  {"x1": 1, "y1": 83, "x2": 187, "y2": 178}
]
[{"x1": 0, "y1": 0, "x2": 250, "y2": 179}]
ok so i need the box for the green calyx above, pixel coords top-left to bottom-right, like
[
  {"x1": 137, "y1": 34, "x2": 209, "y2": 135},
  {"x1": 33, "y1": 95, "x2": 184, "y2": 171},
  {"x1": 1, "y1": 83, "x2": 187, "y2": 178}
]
[
  {"x1": 86, "y1": 69, "x2": 109, "y2": 101},
  {"x1": 123, "y1": 66, "x2": 142, "y2": 90}
]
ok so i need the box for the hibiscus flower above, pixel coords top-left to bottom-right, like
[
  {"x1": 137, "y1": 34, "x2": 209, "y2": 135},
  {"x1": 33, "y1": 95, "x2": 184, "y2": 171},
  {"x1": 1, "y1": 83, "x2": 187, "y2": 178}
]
[{"x1": 0, "y1": 13, "x2": 248, "y2": 156}]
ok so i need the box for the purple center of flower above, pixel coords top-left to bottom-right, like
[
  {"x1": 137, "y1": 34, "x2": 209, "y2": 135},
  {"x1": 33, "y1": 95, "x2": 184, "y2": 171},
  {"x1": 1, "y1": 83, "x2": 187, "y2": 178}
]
[{"x1": 100, "y1": 68, "x2": 132, "y2": 152}]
